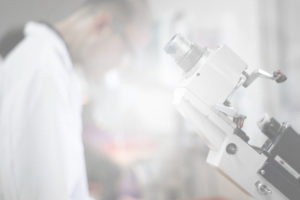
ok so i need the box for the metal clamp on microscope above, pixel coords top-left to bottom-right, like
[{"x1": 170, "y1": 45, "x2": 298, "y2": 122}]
[{"x1": 165, "y1": 34, "x2": 299, "y2": 200}]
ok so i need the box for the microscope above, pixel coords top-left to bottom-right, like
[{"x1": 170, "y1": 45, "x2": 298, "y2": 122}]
[{"x1": 165, "y1": 34, "x2": 300, "y2": 200}]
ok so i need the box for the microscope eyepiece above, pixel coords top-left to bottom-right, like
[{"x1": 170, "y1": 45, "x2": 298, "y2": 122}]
[{"x1": 164, "y1": 34, "x2": 206, "y2": 72}]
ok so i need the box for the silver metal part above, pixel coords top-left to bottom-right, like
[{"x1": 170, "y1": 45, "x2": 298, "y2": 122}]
[
  {"x1": 275, "y1": 156, "x2": 300, "y2": 179},
  {"x1": 164, "y1": 34, "x2": 206, "y2": 72},
  {"x1": 214, "y1": 104, "x2": 246, "y2": 128},
  {"x1": 242, "y1": 69, "x2": 287, "y2": 88},
  {"x1": 257, "y1": 114, "x2": 272, "y2": 131},
  {"x1": 255, "y1": 181, "x2": 272, "y2": 195}
]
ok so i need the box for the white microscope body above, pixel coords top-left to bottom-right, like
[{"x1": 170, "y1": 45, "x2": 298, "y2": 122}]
[{"x1": 165, "y1": 35, "x2": 300, "y2": 200}]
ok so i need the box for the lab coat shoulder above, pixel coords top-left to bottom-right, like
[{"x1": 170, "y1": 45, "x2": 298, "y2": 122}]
[
  {"x1": 3, "y1": 35, "x2": 71, "y2": 98},
  {"x1": 15, "y1": 35, "x2": 68, "y2": 72}
]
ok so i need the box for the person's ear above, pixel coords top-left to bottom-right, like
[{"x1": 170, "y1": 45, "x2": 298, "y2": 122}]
[{"x1": 91, "y1": 12, "x2": 112, "y2": 34}]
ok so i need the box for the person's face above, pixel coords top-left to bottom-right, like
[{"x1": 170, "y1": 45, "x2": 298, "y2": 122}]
[
  {"x1": 79, "y1": 12, "x2": 126, "y2": 78},
  {"x1": 78, "y1": 10, "x2": 151, "y2": 79},
  {"x1": 124, "y1": 13, "x2": 151, "y2": 54}
]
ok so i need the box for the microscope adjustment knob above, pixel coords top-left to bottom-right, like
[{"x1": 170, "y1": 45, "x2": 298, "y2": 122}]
[
  {"x1": 226, "y1": 143, "x2": 237, "y2": 155},
  {"x1": 255, "y1": 181, "x2": 272, "y2": 196}
]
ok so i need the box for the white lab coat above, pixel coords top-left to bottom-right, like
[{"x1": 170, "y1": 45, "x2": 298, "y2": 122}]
[{"x1": 0, "y1": 22, "x2": 90, "y2": 200}]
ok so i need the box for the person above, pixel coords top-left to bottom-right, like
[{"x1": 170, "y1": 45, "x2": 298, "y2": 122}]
[{"x1": 0, "y1": 0, "x2": 150, "y2": 199}]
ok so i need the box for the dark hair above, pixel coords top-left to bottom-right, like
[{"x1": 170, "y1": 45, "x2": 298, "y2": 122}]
[{"x1": 0, "y1": 26, "x2": 24, "y2": 58}]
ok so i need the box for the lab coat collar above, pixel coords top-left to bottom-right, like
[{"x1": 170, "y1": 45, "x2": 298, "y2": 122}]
[{"x1": 24, "y1": 21, "x2": 73, "y2": 71}]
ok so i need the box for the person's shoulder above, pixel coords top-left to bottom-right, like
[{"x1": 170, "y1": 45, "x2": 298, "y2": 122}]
[
  {"x1": 1, "y1": 37, "x2": 73, "y2": 93},
  {"x1": 6, "y1": 35, "x2": 69, "y2": 76}
]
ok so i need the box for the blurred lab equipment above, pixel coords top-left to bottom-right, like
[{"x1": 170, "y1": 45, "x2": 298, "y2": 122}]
[
  {"x1": 84, "y1": 144, "x2": 121, "y2": 200},
  {"x1": 165, "y1": 34, "x2": 300, "y2": 200}
]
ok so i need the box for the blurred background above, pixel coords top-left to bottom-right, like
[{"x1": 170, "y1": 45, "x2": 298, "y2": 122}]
[{"x1": 1, "y1": 0, "x2": 300, "y2": 199}]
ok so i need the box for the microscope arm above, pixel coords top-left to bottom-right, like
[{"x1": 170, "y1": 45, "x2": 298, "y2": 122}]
[{"x1": 242, "y1": 69, "x2": 287, "y2": 87}]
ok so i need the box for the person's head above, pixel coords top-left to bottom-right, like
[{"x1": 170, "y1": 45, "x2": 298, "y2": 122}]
[{"x1": 55, "y1": 0, "x2": 151, "y2": 79}]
